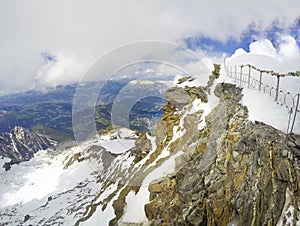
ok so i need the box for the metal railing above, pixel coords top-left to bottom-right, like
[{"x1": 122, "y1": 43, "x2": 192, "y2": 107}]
[{"x1": 224, "y1": 63, "x2": 300, "y2": 134}]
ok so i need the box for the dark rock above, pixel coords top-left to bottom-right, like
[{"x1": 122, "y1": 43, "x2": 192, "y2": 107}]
[
  {"x1": 3, "y1": 162, "x2": 11, "y2": 171},
  {"x1": 177, "y1": 76, "x2": 194, "y2": 84},
  {"x1": 291, "y1": 147, "x2": 300, "y2": 157},
  {"x1": 101, "y1": 149, "x2": 117, "y2": 169},
  {"x1": 131, "y1": 132, "x2": 152, "y2": 163},
  {"x1": 214, "y1": 83, "x2": 243, "y2": 102},
  {"x1": 184, "y1": 86, "x2": 208, "y2": 103},
  {"x1": 165, "y1": 87, "x2": 192, "y2": 110},
  {"x1": 24, "y1": 214, "x2": 30, "y2": 222}
]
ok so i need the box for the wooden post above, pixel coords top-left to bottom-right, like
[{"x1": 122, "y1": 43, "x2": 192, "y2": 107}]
[
  {"x1": 290, "y1": 94, "x2": 300, "y2": 134},
  {"x1": 259, "y1": 71, "x2": 262, "y2": 91},
  {"x1": 248, "y1": 65, "x2": 251, "y2": 88},
  {"x1": 240, "y1": 66, "x2": 243, "y2": 86},
  {"x1": 234, "y1": 65, "x2": 237, "y2": 83},
  {"x1": 275, "y1": 75, "x2": 280, "y2": 102}
]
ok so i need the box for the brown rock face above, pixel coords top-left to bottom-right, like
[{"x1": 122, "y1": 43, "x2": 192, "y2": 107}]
[
  {"x1": 145, "y1": 83, "x2": 300, "y2": 226},
  {"x1": 131, "y1": 132, "x2": 152, "y2": 163}
]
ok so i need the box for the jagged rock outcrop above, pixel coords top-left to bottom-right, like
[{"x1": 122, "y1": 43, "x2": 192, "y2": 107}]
[
  {"x1": 165, "y1": 87, "x2": 192, "y2": 110},
  {"x1": 205, "y1": 63, "x2": 221, "y2": 94},
  {"x1": 287, "y1": 134, "x2": 300, "y2": 157},
  {"x1": 131, "y1": 132, "x2": 152, "y2": 163},
  {"x1": 106, "y1": 80, "x2": 209, "y2": 226},
  {"x1": 165, "y1": 86, "x2": 207, "y2": 111},
  {"x1": 145, "y1": 83, "x2": 300, "y2": 226},
  {"x1": 0, "y1": 126, "x2": 53, "y2": 167}
]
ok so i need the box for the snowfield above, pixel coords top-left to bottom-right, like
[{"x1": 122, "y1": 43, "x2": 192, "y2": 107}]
[
  {"x1": 224, "y1": 54, "x2": 300, "y2": 135},
  {"x1": 242, "y1": 89, "x2": 300, "y2": 134},
  {"x1": 0, "y1": 122, "x2": 185, "y2": 225},
  {"x1": 0, "y1": 129, "x2": 138, "y2": 225}
]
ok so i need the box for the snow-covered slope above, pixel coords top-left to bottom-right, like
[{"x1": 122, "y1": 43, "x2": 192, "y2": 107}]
[
  {"x1": 0, "y1": 75, "x2": 211, "y2": 225},
  {"x1": 0, "y1": 128, "x2": 138, "y2": 225},
  {"x1": 0, "y1": 127, "x2": 188, "y2": 225},
  {"x1": 0, "y1": 65, "x2": 299, "y2": 225},
  {"x1": 223, "y1": 55, "x2": 300, "y2": 135}
]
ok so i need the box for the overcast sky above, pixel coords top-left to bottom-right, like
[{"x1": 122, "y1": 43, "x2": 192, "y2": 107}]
[{"x1": 0, "y1": 0, "x2": 299, "y2": 95}]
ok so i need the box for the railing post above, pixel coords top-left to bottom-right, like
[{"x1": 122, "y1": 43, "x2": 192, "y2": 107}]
[
  {"x1": 234, "y1": 65, "x2": 237, "y2": 84},
  {"x1": 240, "y1": 66, "x2": 243, "y2": 86},
  {"x1": 247, "y1": 65, "x2": 251, "y2": 88},
  {"x1": 290, "y1": 94, "x2": 300, "y2": 134},
  {"x1": 259, "y1": 71, "x2": 262, "y2": 91},
  {"x1": 275, "y1": 75, "x2": 280, "y2": 102}
]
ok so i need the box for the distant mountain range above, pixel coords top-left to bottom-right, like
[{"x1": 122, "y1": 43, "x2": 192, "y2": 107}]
[{"x1": 0, "y1": 76, "x2": 170, "y2": 142}]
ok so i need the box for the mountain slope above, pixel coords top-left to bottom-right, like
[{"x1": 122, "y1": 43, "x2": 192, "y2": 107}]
[
  {"x1": 0, "y1": 68, "x2": 299, "y2": 225},
  {"x1": 145, "y1": 83, "x2": 300, "y2": 225},
  {"x1": 0, "y1": 126, "x2": 54, "y2": 167}
]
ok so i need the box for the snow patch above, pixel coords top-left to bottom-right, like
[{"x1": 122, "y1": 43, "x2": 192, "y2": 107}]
[
  {"x1": 121, "y1": 151, "x2": 183, "y2": 224},
  {"x1": 242, "y1": 89, "x2": 300, "y2": 134},
  {"x1": 101, "y1": 139, "x2": 136, "y2": 154}
]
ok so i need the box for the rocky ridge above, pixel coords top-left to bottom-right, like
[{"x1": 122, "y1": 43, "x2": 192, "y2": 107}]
[
  {"x1": 66, "y1": 65, "x2": 300, "y2": 225},
  {"x1": 145, "y1": 82, "x2": 300, "y2": 226},
  {"x1": 0, "y1": 65, "x2": 299, "y2": 226}
]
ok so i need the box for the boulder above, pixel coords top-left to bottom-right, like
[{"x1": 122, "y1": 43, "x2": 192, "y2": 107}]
[{"x1": 165, "y1": 87, "x2": 192, "y2": 110}]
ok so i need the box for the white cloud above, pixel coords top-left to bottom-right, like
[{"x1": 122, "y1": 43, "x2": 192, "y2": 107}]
[
  {"x1": 249, "y1": 39, "x2": 277, "y2": 57},
  {"x1": 278, "y1": 35, "x2": 300, "y2": 60},
  {"x1": 227, "y1": 35, "x2": 300, "y2": 72},
  {"x1": 0, "y1": 0, "x2": 299, "y2": 94},
  {"x1": 33, "y1": 53, "x2": 89, "y2": 89},
  {"x1": 230, "y1": 48, "x2": 249, "y2": 59}
]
